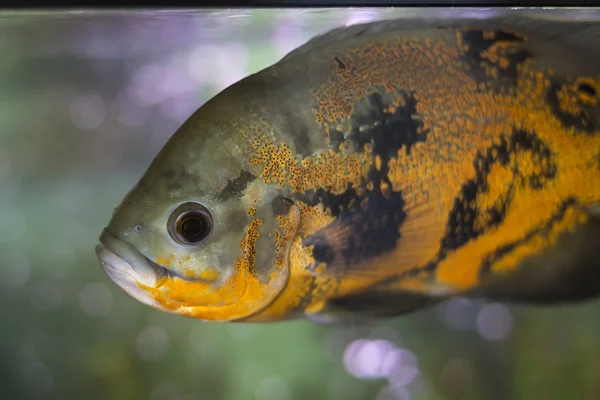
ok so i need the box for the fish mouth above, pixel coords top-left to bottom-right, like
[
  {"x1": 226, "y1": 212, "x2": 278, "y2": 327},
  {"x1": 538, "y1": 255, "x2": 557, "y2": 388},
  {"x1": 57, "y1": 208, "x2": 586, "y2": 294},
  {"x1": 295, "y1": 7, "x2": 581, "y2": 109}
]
[{"x1": 95, "y1": 229, "x2": 168, "y2": 308}]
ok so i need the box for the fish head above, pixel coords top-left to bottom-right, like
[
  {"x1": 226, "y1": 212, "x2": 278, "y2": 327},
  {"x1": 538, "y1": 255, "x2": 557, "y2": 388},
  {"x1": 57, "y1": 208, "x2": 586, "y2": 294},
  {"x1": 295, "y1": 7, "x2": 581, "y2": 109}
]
[{"x1": 95, "y1": 102, "x2": 303, "y2": 322}]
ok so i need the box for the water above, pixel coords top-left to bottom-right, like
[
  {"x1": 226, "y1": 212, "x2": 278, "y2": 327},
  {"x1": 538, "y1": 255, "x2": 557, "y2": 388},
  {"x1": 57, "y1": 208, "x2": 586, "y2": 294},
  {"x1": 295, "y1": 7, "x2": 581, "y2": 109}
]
[{"x1": 1, "y1": 8, "x2": 600, "y2": 400}]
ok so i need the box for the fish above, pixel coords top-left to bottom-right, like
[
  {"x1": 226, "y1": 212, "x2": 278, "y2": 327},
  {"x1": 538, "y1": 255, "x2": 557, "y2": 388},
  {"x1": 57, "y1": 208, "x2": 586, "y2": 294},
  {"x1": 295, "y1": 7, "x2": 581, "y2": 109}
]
[{"x1": 95, "y1": 15, "x2": 600, "y2": 324}]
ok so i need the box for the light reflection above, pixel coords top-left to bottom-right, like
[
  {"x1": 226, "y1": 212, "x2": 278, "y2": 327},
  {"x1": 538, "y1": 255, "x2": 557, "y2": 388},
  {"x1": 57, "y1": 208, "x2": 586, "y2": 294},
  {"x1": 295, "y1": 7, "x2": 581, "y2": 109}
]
[
  {"x1": 344, "y1": 339, "x2": 394, "y2": 379},
  {"x1": 136, "y1": 326, "x2": 170, "y2": 361},
  {"x1": 345, "y1": 10, "x2": 381, "y2": 26},
  {"x1": 343, "y1": 336, "x2": 421, "y2": 399},
  {"x1": 476, "y1": 303, "x2": 514, "y2": 342},
  {"x1": 273, "y1": 25, "x2": 308, "y2": 58},
  {"x1": 344, "y1": 338, "x2": 420, "y2": 391}
]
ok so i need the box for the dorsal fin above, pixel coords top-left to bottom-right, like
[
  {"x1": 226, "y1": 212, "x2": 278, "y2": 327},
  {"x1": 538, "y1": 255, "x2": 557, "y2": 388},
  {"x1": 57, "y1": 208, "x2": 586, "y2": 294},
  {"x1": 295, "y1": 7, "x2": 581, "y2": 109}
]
[{"x1": 280, "y1": 13, "x2": 600, "y2": 64}]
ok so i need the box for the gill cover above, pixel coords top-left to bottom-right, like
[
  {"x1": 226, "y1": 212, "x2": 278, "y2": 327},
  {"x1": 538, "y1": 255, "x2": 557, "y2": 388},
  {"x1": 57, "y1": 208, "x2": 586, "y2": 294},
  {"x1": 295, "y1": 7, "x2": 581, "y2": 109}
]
[{"x1": 99, "y1": 88, "x2": 305, "y2": 321}]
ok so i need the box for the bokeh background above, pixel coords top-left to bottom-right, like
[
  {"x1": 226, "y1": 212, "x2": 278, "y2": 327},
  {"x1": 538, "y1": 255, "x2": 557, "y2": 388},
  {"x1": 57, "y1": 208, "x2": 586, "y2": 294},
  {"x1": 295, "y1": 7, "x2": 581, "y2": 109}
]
[{"x1": 2, "y1": 7, "x2": 600, "y2": 400}]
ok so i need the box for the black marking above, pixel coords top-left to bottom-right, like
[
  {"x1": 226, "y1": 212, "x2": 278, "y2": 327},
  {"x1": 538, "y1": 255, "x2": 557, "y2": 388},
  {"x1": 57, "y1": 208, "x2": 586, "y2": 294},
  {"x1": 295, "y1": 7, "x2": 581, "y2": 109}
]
[
  {"x1": 444, "y1": 129, "x2": 556, "y2": 253},
  {"x1": 327, "y1": 289, "x2": 441, "y2": 319},
  {"x1": 328, "y1": 127, "x2": 345, "y2": 150},
  {"x1": 334, "y1": 56, "x2": 346, "y2": 70},
  {"x1": 546, "y1": 79, "x2": 599, "y2": 134},
  {"x1": 479, "y1": 198, "x2": 577, "y2": 277},
  {"x1": 460, "y1": 29, "x2": 532, "y2": 89},
  {"x1": 474, "y1": 198, "x2": 600, "y2": 303},
  {"x1": 288, "y1": 123, "x2": 313, "y2": 158},
  {"x1": 213, "y1": 170, "x2": 256, "y2": 202},
  {"x1": 302, "y1": 91, "x2": 428, "y2": 269},
  {"x1": 346, "y1": 91, "x2": 428, "y2": 156},
  {"x1": 578, "y1": 83, "x2": 597, "y2": 97},
  {"x1": 271, "y1": 195, "x2": 294, "y2": 216},
  {"x1": 311, "y1": 240, "x2": 336, "y2": 265},
  {"x1": 162, "y1": 169, "x2": 198, "y2": 193},
  {"x1": 410, "y1": 129, "x2": 557, "y2": 276}
]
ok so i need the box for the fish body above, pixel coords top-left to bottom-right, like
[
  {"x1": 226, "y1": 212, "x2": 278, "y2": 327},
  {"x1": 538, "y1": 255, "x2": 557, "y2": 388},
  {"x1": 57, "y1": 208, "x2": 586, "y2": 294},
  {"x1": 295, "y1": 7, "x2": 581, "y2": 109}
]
[{"x1": 96, "y1": 15, "x2": 600, "y2": 323}]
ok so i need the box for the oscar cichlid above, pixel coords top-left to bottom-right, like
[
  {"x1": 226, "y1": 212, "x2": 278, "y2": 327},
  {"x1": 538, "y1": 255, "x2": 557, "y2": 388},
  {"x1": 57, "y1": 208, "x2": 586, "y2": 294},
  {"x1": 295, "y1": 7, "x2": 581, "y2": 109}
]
[{"x1": 96, "y1": 15, "x2": 600, "y2": 324}]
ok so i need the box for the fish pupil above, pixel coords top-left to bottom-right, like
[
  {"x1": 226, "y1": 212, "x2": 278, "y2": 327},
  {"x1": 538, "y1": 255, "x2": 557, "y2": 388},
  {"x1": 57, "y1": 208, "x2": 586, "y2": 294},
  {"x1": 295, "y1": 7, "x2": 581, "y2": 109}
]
[
  {"x1": 167, "y1": 203, "x2": 213, "y2": 246},
  {"x1": 180, "y1": 215, "x2": 208, "y2": 242},
  {"x1": 577, "y1": 83, "x2": 597, "y2": 97}
]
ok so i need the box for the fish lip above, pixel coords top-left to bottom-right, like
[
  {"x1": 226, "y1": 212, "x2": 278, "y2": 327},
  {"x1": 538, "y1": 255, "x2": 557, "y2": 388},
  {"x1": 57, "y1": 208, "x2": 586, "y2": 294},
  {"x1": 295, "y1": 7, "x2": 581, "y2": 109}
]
[{"x1": 96, "y1": 229, "x2": 168, "y2": 289}]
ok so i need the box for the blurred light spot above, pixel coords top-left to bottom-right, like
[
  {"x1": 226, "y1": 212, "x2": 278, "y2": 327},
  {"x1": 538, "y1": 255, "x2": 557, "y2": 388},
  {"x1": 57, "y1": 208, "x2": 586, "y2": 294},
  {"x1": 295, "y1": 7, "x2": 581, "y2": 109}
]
[
  {"x1": 204, "y1": 41, "x2": 250, "y2": 90},
  {"x1": 69, "y1": 94, "x2": 107, "y2": 130},
  {"x1": 187, "y1": 45, "x2": 220, "y2": 85},
  {"x1": 227, "y1": 323, "x2": 260, "y2": 342},
  {"x1": 159, "y1": 92, "x2": 199, "y2": 123},
  {"x1": 129, "y1": 63, "x2": 167, "y2": 106},
  {"x1": 19, "y1": 361, "x2": 53, "y2": 397},
  {"x1": 255, "y1": 375, "x2": 290, "y2": 400},
  {"x1": 151, "y1": 382, "x2": 183, "y2": 400},
  {"x1": 30, "y1": 280, "x2": 63, "y2": 312},
  {"x1": 79, "y1": 282, "x2": 114, "y2": 317},
  {"x1": 136, "y1": 326, "x2": 169, "y2": 361},
  {"x1": 166, "y1": 55, "x2": 196, "y2": 87},
  {"x1": 439, "y1": 297, "x2": 478, "y2": 330},
  {"x1": 388, "y1": 365, "x2": 419, "y2": 388},
  {"x1": 343, "y1": 339, "x2": 398, "y2": 379},
  {"x1": 439, "y1": 357, "x2": 474, "y2": 396},
  {"x1": 1, "y1": 255, "x2": 31, "y2": 287},
  {"x1": 128, "y1": 56, "x2": 197, "y2": 110},
  {"x1": 0, "y1": 207, "x2": 26, "y2": 244},
  {"x1": 476, "y1": 303, "x2": 513, "y2": 341},
  {"x1": 381, "y1": 348, "x2": 418, "y2": 377},
  {"x1": 378, "y1": 384, "x2": 412, "y2": 400}
]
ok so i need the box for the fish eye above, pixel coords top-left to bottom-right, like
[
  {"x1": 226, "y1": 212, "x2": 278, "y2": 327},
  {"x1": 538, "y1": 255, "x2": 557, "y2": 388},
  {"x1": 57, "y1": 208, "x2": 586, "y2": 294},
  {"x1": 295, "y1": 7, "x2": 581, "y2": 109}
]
[{"x1": 168, "y1": 202, "x2": 213, "y2": 246}]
